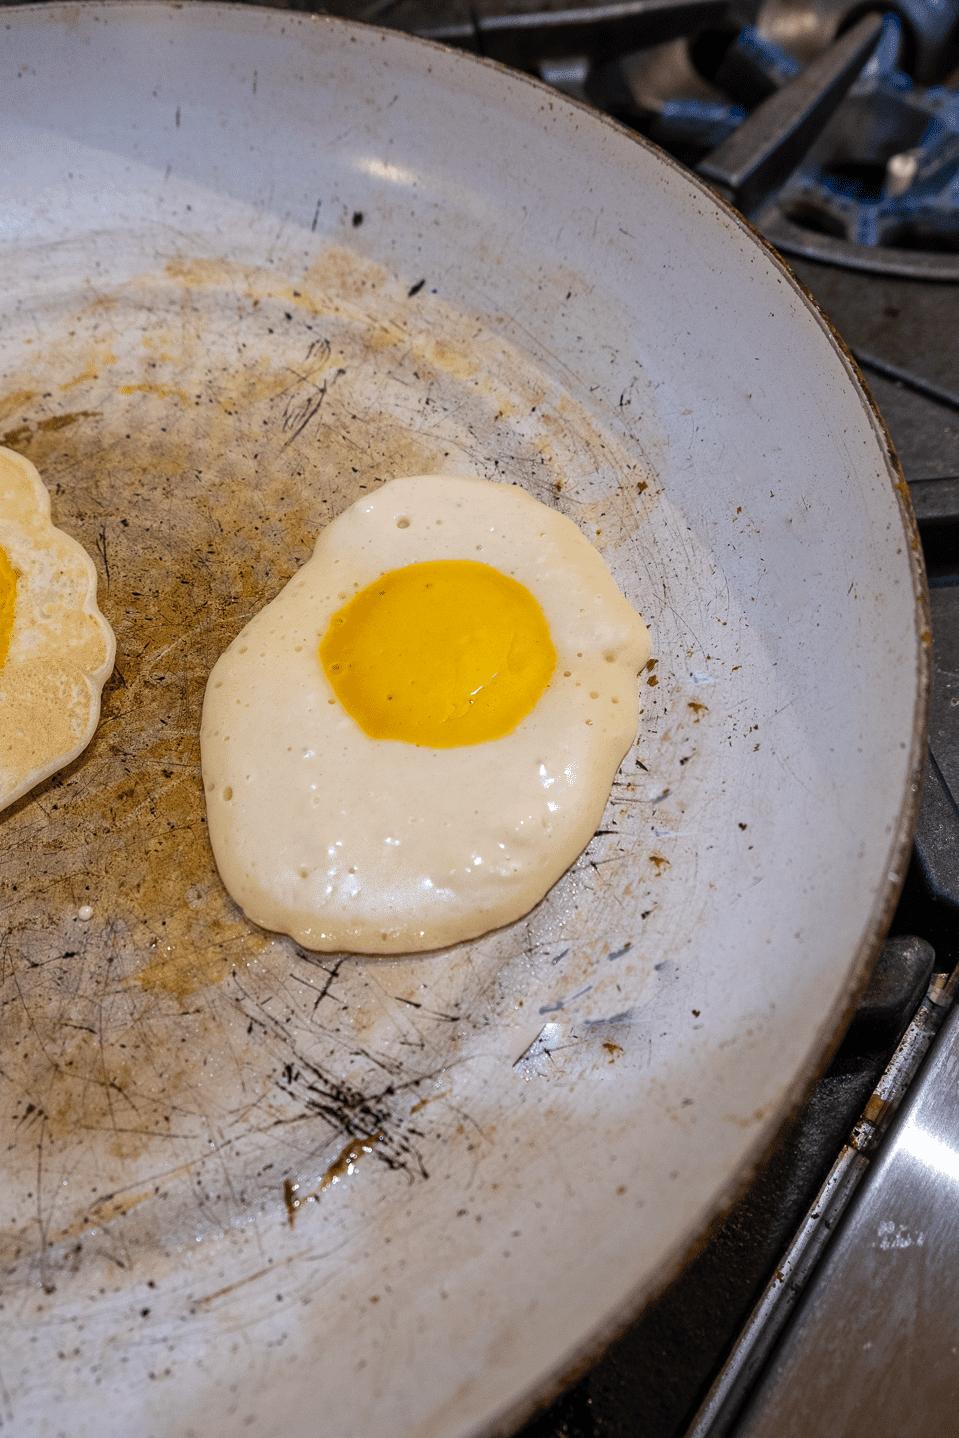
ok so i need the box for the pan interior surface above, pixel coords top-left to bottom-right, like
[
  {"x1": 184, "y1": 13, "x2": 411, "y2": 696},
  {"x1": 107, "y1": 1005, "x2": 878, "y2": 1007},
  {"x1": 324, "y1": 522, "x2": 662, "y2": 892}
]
[{"x1": 0, "y1": 6, "x2": 926, "y2": 1437}]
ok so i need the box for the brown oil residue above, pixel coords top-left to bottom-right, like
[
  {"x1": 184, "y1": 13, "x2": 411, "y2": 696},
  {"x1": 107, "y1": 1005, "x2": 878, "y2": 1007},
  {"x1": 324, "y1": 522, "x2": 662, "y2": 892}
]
[
  {"x1": 0, "y1": 388, "x2": 37, "y2": 425},
  {"x1": 4, "y1": 411, "x2": 104, "y2": 468},
  {"x1": 284, "y1": 1132, "x2": 383, "y2": 1226},
  {"x1": 13, "y1": 1181, "x2": 162, "y2": 1255},
  {"x1": 409, "y1": 1088, "x2": 451, "y2": 1115},
  {"x1": 118, "y1": 381, "x2": 193, "y2": 404},
  {"x1": 135, "y1": 938, "x2": 230, "y2": 999},
  {"x1": 365, "y1": 321, "x2": 409, "y2": 354},
  {"x1": 427, "y1": 336, "x2": 481, "y2": 380},
  {"x1": 577, "y1": 486, "x2": 647, "y2": 551},
  {"x1": 36, "y1": 410, "x2": 101, "y2": 433},
  {"x1": 86, "y1": 1185, "x2": 158, "y2": 1227},
  {"x1": 166, "y1": 252, "x2": 341, "y2": 319},
  {"x1": 283, "y1": 1176, "x2": 298, "y2": 1228},
  {"x1": 2, "y1": 424, "x2": 32, "y2": 450},
  {"x1": 317, "y1": 1131, "x2": 384, "y2": 1189},
  {"x1": 62, "y1": 344, "x2": 117, "y2": 390},
  {"x1": 300, "y1": 245, "x2": 394, "y2": 308}
]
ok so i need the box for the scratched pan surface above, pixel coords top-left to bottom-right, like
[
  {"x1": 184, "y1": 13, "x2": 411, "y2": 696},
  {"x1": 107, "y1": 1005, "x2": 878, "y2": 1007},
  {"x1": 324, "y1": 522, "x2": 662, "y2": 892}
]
[{"x1": 0, "y1": 4, "x2": 928, "y2": 1435}]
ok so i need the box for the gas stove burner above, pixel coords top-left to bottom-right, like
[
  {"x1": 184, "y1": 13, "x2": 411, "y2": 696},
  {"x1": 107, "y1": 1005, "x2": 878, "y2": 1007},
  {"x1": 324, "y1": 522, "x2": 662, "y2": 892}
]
[
  {"x1": 362, "y1": 0, "x2": 959, "y2": 278},
  {"x1": 740, "y1": 12, "x2": 959, "y2": 278},
  {"x1": 593, "y1": 3, "x2": 959, "y2": 278}
]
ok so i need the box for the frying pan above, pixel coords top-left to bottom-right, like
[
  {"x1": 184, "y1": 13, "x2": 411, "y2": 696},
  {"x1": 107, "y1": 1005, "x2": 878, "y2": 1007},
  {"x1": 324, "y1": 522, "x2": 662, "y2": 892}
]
[{"x1": 0, "y1": 5, "x2": 928, "y2": 1435}]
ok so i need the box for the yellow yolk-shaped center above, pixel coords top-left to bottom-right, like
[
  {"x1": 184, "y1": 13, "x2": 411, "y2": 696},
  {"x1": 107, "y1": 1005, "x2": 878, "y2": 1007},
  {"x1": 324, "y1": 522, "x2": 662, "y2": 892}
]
[
  {"x1": 0, "y1": 544, "x2": 17, "y2": 672},
  {"x1": 319, "y1": 560, "x2": 557, "y2": 747}
]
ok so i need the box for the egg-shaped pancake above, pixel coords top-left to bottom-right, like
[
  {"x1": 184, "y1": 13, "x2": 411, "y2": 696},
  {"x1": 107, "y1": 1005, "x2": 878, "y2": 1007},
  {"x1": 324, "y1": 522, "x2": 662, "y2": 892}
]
[
  {"x1": 201, "y1": 475, "x2": 651, "y2": 953},
  {"x1": 0, "y1": 446, "x2": 116, "y2": 812}
]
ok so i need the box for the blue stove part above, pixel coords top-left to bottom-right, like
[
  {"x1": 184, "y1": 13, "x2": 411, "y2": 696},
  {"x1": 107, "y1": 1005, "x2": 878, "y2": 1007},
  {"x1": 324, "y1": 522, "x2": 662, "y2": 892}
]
[
  {"x1": 721, "y1": 23, "x2": 802, "y2": 95},
  {"x1": 624, "y1": 12, "x2": 959, "y2": 254},
  {"x1": 780, "y1": 16, "x2": 959, "y2": 251},
  {"x1": 862, "y1": 9, "x2": 906, "y2": 79},
  {"x1": 644, "y1": 25, "x2": 792, "y2": 152},
  {"x1": 653, "y1": 96, "x2": 746, "y2": 151},
  {"x1": 698, "y1": 14, "x2": 959, "y2": 253}
]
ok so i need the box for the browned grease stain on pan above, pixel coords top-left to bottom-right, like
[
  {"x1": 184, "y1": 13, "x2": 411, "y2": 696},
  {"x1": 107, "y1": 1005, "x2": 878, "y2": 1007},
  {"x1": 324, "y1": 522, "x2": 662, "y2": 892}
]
[
  {"x1": 118, "y1": 381, "x2": 194, "y2": 404},
  {"x1": 409, "y1": 1088, "x2": 452, "y2": 1114},
  {"x1": 134, "y1": 937, "x2": 233, "y2": 999},
  {"x1": 3, "y1": 410, "x2": 101, "y2": 446},
  {"x1": 284, "y1": 1132, "x2": 384, "y2": 1227},
  {"x1": 0, "y1": 388, "x2": 37, "y2": 424},
  {"x1": 62, "y1": 344, "x2": 117, "y2": 391},
  {"x1": 36, "y1": 409, "x2": 101, "y2": 432}
]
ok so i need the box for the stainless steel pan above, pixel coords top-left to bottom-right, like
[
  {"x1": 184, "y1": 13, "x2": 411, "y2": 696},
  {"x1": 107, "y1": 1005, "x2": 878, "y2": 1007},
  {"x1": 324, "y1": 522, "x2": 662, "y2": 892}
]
[{"x1": 0, "y1": 5, "x2": 928, "y2": 1435}]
